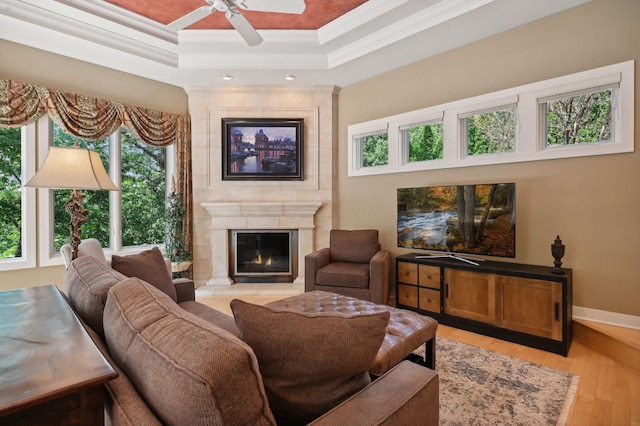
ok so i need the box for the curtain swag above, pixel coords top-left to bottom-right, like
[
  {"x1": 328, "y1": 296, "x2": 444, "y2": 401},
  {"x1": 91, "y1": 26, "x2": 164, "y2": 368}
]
[{"x1": 0, "y1": 78, "x2": 193, "y2": 268}]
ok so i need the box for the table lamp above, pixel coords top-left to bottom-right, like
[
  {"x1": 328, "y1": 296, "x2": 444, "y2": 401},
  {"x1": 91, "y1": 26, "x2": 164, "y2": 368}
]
[{"x1": 25, "y1": 143, "x2": 119, "y2": 260}]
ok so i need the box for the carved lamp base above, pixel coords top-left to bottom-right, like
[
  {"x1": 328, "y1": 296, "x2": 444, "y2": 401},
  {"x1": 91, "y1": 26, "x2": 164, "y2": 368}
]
[{"x1": 64, "y1": 189, "x2": 89, "y2": 261}]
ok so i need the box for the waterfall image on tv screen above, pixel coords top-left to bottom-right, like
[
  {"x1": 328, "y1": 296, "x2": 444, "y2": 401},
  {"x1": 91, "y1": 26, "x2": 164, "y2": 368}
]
[{"x1": 397, "y1": 183, "x2": 515, "y2": 258}]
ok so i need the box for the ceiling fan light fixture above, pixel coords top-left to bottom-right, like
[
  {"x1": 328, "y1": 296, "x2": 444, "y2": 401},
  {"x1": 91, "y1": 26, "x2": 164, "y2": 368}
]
[
  {"x1": 220, "y1": 74, "x2": 234, "y2": 80},
  {"x1": 168, "y1": 0, "x2": 306, "y2": 46},
  {"x1": 283, "y1": 74, "x2": 296, "y2": 81},
  {"x1": 214, "y1": 0, "x2": 230, "y2": 12}
]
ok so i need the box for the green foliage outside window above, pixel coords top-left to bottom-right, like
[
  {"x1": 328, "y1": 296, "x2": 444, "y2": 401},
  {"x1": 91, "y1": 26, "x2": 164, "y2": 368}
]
[
  {"x1": 53, "y1": 126, "x2": 111, "y2": 250},
  {"x1": 52, "y1": 125, "x2": 166, "y2": 251},
  {"x1": 406, "y1": 123, "x2": 443, "y2": 162},
  {"x1": 360, "y1": 132, "x2": 388, "y2": 167},
  {"x1": 465, "y1": 108, "x2": 516, "y2": 156},
  {"x1": 120, "y1": 129, "x2": 166, "y2": 247},
  {"x1": 0, "y1": 128, "x2": 22, "y2": 259},
  {"x1": 545, "y1": 89, "x2": 613, "y2": 146}
]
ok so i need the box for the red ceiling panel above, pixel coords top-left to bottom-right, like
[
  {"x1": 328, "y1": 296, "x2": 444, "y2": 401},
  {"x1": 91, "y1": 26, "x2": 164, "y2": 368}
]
[{"x1": 105, "y1": 0, "x2": 367, "y2": 30}]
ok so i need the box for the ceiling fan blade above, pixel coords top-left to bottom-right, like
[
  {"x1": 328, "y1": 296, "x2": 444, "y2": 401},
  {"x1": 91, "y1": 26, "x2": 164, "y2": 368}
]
[
  {"x1": 167, "y1": 6, "x2": 214, "y2": 30},
  {"x1": 234, "y1": 0, "x2": 306, "y2": 14},
  {"x1": 226, "y1": 10, "x2": 263, "y2": 46}
]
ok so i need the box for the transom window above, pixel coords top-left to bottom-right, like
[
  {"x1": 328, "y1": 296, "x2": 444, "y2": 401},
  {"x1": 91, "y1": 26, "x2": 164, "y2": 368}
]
[
  {"x1": 347, "y1": 61, "x2": 633, "y2": 177},
  {"x1": 540, "y1": 85, "x2": 617, "y2": 147},
  {"x1": 461, "y1": 105, "x2": 516, "y2": 156},
  {"x1": 357, "y1": 130, "x2": 388, "y2": 168},
  {"x1": 402, "y1": 121, "x2": 443, "y2": 163}
]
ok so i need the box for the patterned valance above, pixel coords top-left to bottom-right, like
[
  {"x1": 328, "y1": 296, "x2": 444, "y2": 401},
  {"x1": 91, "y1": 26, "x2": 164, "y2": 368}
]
[{"x1": 0, "y1": 78, "x2": 193, "y2": 267}]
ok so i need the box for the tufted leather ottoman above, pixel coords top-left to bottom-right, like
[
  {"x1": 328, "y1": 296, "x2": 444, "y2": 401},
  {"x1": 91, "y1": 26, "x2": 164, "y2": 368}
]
[{"x1": 266, "y1": 290, "x2": 438, "y2": 376}]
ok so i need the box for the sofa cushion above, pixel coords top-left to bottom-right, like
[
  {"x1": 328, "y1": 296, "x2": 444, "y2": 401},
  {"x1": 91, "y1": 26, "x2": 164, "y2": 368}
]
[
  {"x1": 316, "y1": 262, "x2": 371, "y2": 289},
  {"x1": 329, "y1": 229, "x2": 380, "y2": 264},
  {"x1": 111, "y1": 247, "x2": 177, "y2": 302},
  {"x1": 179, "y1": 300, "x2": 241, "y2": 338},
  {"x1": 78, "y1": 314, "x2": 161, "y2": 426},
  {"x1": 230, "y1": 299, "x2": 390, "y2": 425},
  {"x1": 104, "y1": 278, "x2": 276, "y2": 426},
  {"x1": 65, "y1": 255, "x2": 128, "y2": 339}
]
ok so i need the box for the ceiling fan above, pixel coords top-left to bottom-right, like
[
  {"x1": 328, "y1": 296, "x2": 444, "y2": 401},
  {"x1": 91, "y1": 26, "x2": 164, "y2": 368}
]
[{"x1": 168, "y1": 0, "x2": 307, "y2": 46}]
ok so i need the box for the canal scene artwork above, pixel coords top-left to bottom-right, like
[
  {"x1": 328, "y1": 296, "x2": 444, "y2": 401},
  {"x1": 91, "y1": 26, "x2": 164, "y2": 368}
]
[
  {"x1": 222, "y1": 118, "x2": 304, "y2": 180},
  {"x1": 397, "y1": 183, "x2": 516, "y2": 258}
]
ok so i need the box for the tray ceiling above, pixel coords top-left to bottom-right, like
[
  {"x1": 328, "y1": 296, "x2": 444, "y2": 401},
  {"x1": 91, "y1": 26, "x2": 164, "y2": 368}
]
[{"x1": 0, "y1": 0, "x2": 590, "y2": 88}]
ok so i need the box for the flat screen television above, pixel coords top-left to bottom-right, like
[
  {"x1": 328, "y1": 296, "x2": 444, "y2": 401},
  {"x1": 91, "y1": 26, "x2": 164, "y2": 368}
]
[{"x1": 397, "y1": 183, "x2": 516, "y2": 258}]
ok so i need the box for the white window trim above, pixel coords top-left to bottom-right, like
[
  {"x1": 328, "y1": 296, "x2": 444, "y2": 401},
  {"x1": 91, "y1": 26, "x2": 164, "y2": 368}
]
[
  {"x1": 37, "y1": 118, "x2": 176, "y2": 266},
  {"x1": 0, "y1": 121, "x2": 37, "y2": 271},
  {"x1": 347, "y1": 60, "x2": 634, "y2": 177}
]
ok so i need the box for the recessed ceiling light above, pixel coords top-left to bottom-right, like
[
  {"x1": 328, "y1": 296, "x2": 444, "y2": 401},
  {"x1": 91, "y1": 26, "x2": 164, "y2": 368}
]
[
  {"x1": 283, "y1": 74, "x2": 296, "y2": 81},
  {"x1": 220, "y1": 74, "x2": 233, "y2": 80}
]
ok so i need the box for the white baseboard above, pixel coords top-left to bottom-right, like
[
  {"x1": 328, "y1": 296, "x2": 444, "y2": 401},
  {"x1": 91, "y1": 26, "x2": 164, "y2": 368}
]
[{"x1": 573, "y1": 306, "x2": 640, "y2": 331}]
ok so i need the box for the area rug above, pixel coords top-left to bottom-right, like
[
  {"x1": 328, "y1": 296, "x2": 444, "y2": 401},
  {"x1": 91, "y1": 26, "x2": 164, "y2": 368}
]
[{"x1": 414, "y1": 337, "x2": 580, "y2": 425}]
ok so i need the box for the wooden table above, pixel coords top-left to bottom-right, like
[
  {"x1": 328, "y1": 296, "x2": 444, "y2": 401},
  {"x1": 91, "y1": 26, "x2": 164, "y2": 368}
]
[{"x1": 0, "y1": 285, "x2": 117, "y2": 425}]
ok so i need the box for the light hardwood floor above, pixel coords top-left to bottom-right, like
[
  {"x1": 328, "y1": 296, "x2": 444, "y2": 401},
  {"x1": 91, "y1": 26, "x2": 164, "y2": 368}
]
[{"x1": 197, "y1": 293, "x2": 640, "y2": 426}]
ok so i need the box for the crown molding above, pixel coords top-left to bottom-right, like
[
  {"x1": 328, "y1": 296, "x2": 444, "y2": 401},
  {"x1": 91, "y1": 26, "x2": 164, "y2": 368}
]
[
  {"x1": 0, "y1": 0, "x2": 592, "y2": 87},
  {"x1": 317, "y1": 0, "x2": 410, "y2": 46},
  {"x1": 327, "y1": 0, "x2": 496, "y2": 68},
  {"x1": 1, "y1": 0, "x2": 178, "y2": 66},
  {"x1": 54, "y1": 0, "x2": 177, "y2": 43}
]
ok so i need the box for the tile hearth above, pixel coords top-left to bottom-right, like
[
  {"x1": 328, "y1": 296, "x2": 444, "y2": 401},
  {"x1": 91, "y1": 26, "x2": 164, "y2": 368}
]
[{"x1": 196, "y1": 282, "x2": 304, "y2": 296}]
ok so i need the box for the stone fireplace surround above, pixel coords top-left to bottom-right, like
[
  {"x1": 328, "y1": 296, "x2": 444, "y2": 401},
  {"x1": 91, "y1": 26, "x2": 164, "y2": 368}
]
[
  {"x1": 201, "y1": 202, "x2": 322, "y2": 286},
  {"x1": 188, "y1": 85, "x2": 338, "y2": 291}
]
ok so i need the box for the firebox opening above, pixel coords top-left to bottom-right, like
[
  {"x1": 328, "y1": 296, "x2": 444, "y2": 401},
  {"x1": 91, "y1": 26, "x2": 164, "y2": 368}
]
[{"x1": 230, "y1": 230, "x2": 297, "y2": 283}]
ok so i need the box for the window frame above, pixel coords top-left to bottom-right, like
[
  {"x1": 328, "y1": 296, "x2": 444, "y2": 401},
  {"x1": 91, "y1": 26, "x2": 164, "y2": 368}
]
[
  {"x1": 347, "y1": 119, "x2": 391, "y2": 176},
  {"x1": 347, "y1": 60, "x2": 634, "y2": 177},
  {"x1": 537, "y1": 82, "x2": 620, "y2": 150},
  {"x1": 37, "y1": 117, "x2": 175, "y2": 267},
  {"x1": 398, "y1": 113, "x2": 444, "y2": 166},
  {"x1": 0, "y1": 121, "x2": 37, "y2": 271}
]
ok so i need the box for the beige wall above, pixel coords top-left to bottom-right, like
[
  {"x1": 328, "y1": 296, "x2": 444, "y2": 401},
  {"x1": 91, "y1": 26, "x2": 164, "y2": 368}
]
[
  {"x1": 338, "y1": 0, "x2": 640, "y2": 318},
  {"x1": 0, "y1": 40, "x2": 188, "y2": 292},
  {"x1": 0, "y1": 40, "x2": 188, "y2": 115}
]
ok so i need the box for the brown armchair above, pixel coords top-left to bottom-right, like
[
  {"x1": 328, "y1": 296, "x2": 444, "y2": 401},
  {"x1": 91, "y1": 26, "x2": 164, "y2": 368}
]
[{"x1": 305, "y1": 229, "x2": 391, "y2": 304}]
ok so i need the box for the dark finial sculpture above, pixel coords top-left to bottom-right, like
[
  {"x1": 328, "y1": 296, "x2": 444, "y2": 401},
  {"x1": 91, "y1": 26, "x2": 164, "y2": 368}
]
[{"x1": 551, "y1": 235, "x2": 565, "y2": 275}]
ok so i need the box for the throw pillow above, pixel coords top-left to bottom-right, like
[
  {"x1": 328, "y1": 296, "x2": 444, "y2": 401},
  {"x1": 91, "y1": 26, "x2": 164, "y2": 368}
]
[
  {"x1": 111, "y1": 247, "x2": 177, "y2": 302},
  {"x1": 230, "y1": 299, "x2": 390, "y2": 425},
  {"x1": 104, "y1": 278, "x2": 276, "y2": 426}
]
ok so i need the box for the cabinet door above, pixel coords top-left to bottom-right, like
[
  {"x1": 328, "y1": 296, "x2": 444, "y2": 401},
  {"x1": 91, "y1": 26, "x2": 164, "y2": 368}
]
[
  {"x1": 496, "y1": 276, "x2": 563, "y2": 341},
  {"x1": 443, "y1": 269, "x2": 496, "y2": 324}
]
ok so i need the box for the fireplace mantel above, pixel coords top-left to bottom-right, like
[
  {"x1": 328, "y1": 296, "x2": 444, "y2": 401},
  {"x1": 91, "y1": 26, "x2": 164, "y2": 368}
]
[{"x1": 201, "y1": 202, "x2": 322, "y2": 286}]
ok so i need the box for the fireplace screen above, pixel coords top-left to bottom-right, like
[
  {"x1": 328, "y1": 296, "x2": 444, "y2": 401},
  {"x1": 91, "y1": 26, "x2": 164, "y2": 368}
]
[{"x1": 232, "y1": 230, "x2": 293, "y2": 277}]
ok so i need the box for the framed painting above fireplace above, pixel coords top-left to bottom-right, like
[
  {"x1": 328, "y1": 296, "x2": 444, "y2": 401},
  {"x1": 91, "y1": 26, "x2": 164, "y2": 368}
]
[{"x1": 222, "y1": 118, "x2": 304, "y2": 181}]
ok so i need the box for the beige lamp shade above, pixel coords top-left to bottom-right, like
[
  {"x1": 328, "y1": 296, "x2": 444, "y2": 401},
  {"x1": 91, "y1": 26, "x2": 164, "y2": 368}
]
[{"x1": 26, "y1": 146, "x2": 118, "y2": 191}]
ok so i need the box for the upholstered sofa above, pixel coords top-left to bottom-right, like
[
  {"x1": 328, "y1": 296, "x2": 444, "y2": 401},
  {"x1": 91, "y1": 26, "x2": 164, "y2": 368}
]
[{"x1": 64, "y1": 252, "x2": 439, "y2": 425}]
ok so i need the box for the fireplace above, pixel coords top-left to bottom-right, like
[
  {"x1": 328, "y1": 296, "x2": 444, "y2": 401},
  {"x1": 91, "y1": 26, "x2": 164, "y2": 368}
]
[
  {"x1": 200, "y1": 202, "x2": 322, "y2": 286},
  {"x1": 231, "y1": 230, "x2": 297, "y2": 283}
]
